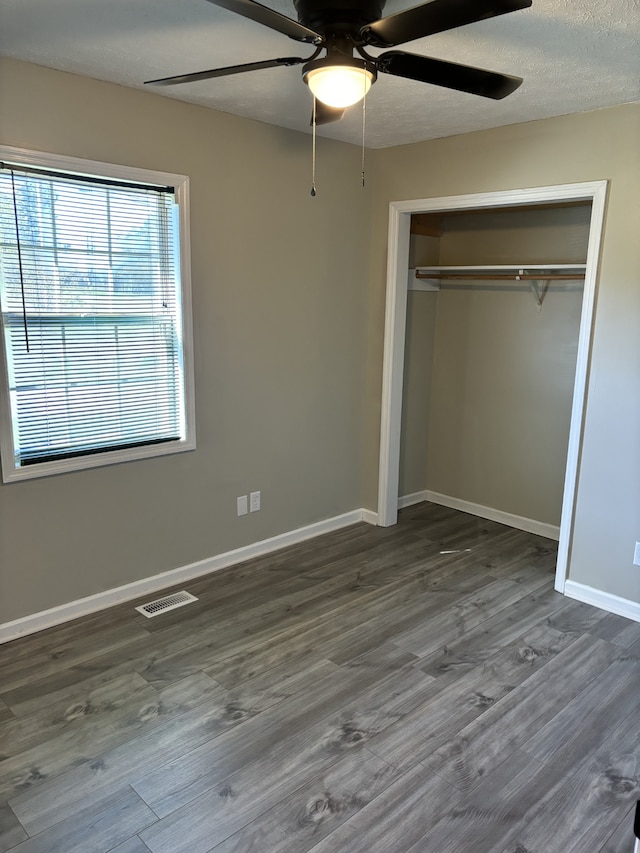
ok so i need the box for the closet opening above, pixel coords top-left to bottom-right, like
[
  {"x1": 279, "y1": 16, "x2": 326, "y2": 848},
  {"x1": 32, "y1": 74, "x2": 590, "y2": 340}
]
[{"x1": 377, "y1": 183, "x2": 608, "y2": 595}]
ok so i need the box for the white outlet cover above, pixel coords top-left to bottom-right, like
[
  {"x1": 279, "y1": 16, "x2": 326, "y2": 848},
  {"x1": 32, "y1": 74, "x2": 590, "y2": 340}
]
[
  {"x1": 237, "y1": 495, "x2": 248, "y2": 516},
  {"x1": 634, "y1": 542, "x2": 640, "y2": 567},
  {"x1": 250, "y1": 490, "x2": 261, "y2": 512}
]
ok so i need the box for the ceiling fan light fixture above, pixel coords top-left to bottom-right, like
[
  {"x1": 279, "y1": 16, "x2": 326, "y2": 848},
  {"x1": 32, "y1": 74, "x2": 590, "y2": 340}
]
[{"x1": 303, "y1": 58, "x2": 376, "y2": 108}]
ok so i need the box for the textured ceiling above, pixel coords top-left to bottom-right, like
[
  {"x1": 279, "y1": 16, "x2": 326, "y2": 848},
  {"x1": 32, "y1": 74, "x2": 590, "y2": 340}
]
[{"x1": 1, "y1": 0, "x2": 638, "y2": 148}]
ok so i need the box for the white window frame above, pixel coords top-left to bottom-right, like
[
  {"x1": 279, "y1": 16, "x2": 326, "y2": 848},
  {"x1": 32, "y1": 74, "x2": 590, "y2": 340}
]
[{"x1": 0, "y1": 145, "x2": 196, "y2": 482}]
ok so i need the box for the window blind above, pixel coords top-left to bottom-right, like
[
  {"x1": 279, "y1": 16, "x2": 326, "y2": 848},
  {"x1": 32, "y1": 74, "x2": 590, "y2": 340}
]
[{"x1": 0, "y1": 164, "x2": 186, "y2": 467}]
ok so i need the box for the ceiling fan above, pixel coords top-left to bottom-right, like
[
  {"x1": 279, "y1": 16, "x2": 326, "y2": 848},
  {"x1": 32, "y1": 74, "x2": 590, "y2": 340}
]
[{"x1": 146, "y1": 0, "x2": 532, "y2": 124}]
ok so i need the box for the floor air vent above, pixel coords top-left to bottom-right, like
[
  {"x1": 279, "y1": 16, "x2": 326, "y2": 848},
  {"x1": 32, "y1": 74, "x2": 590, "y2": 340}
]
[{"x1": 135, "y1": 590, "x2": 198, "y2": 618}]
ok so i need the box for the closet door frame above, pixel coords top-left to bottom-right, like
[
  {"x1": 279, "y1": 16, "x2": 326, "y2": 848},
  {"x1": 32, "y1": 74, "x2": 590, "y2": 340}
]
[{"x1": 377, "y1": 181, "x2": 608, "y2": 594}]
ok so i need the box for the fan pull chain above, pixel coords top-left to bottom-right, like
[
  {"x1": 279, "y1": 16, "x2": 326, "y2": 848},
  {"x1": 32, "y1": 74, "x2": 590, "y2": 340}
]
[
  {"x1": 361, "y1": 74, "x2": 367, "y2": 188},
  {"x1": 310, "y1": 97, "x2": 317, "y2": 197}
]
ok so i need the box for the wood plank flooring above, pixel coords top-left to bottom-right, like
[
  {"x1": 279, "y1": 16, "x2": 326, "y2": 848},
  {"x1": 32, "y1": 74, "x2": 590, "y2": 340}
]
[{"x1": 1, "y1": 502, "x2": 639, "y2": 852}]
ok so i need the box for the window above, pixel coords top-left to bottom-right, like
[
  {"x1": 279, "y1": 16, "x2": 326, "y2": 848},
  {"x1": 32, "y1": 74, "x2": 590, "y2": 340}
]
[{"x1": 0, "y1": 147, "x2": 195, "y2": 482}]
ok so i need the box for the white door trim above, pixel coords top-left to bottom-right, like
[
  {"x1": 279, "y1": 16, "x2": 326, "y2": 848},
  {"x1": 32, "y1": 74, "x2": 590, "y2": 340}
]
[{"x1": 377, "y1": 181, "x2": 608, "y2": 595}]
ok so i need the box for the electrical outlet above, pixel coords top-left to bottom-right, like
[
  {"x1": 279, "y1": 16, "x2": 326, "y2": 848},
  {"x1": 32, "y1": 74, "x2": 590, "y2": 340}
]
[
  {"x1": 237, "y1": 495, "x2": 248, "y2": 517},
  {"x1": 250, "y1": 490, "x2": 261, "y2": 512},
  {"x1": 634, "y1": 542, "x2": 640, "y2": 567}
]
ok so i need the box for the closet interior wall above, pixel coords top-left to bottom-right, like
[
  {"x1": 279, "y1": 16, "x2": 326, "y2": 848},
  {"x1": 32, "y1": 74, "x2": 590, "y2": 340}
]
[{"x1": 400, "y1": 203, "x2": 591, "y2": 531}]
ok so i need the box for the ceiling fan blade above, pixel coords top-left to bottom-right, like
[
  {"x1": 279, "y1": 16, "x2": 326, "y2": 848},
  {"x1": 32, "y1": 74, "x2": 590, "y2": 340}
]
[
  {"x1": 145, "y1": 56, "x2": 307, "y2": 86},
  {"x1": 362, "y1": 0, "x2": 531, "y2": 48},
  {"x1": 377, "y1": 50, "x2": 523, "y2": 99},
  {"x1": 311, "y1": 101, "x2": 346, "y2": 125},
  {"x1": 205, "y1": 0, "x2": 323, "y2": 44}
]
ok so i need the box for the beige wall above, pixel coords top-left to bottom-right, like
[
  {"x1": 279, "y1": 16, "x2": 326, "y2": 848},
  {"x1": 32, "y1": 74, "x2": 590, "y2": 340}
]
[
  {"x1": 426, "y1": 286, "x2": 583, "y2": 525},
  {"x1": 438, "y1": 205, "x2": 591, "y2": 264},
  {"x1": 0, "y1": 58, "x2": 371, "y2": 624},
  {"x1": 398, "y1": 290, "x2": 437, "y2": 497},
  {"x1": 398, "y1": 234, "x2": 439, "y2": 497},
  {"x1": 367, "y1": 104, "x2": 640, "y2": 603}
]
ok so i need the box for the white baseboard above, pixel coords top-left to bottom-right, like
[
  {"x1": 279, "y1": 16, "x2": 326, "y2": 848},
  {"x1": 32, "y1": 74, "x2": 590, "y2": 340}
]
[
  {"x1": 361, "y1": 508, "x2": 379, "y2": 526},
  {"x1": 7, "y1": 502, "x2": 634, "y2": 645},
  {"x1": 0, "y1": 509, "x2": 370, "y2": 644},
  {"x1": 563, "y1": 580, "x2": 640, "y2": 624},
  {"x1": 398, "y1": 490, "x2": 428, "y2": 509},
  {"x1": 424, "y1": 490, "x2": 560, "y2": 541}
]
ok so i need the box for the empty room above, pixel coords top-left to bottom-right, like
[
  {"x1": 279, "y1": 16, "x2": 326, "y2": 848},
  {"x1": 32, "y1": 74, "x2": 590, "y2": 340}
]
[{"x1": 0, "y1": 0, "x2": 639, "y2": 850}]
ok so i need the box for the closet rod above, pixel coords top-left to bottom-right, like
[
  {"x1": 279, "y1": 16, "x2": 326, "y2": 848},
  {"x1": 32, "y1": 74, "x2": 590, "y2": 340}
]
[{"x1": 415, "y1": 272, "x2": 586, "y2": 282}]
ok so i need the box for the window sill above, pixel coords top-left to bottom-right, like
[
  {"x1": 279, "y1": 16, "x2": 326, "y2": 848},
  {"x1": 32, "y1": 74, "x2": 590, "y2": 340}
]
[{"x1": 1, "y1": 435, "x2": 196, "y2": 483}]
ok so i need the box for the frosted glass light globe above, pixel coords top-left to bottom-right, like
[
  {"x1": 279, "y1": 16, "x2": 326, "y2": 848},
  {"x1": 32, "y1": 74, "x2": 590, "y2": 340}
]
[{"x1": 306, "y1": 66, "x2": 374, "y2": 108}]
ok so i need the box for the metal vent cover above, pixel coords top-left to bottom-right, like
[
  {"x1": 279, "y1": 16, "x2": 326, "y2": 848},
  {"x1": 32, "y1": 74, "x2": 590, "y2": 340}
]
[{"x1": 135, "y1": 590, "x2": 198, "y2": 618}]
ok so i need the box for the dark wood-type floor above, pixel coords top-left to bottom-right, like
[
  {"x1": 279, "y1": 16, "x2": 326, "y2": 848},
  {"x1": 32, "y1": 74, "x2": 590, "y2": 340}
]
[{"x1": 1, "y1": 502, "x2": 639, "y2": 853}]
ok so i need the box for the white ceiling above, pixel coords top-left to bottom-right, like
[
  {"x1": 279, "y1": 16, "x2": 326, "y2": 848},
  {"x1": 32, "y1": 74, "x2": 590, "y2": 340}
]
[{"x1": 1, "y1": 0, "x2": 638, "y2": 148}]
